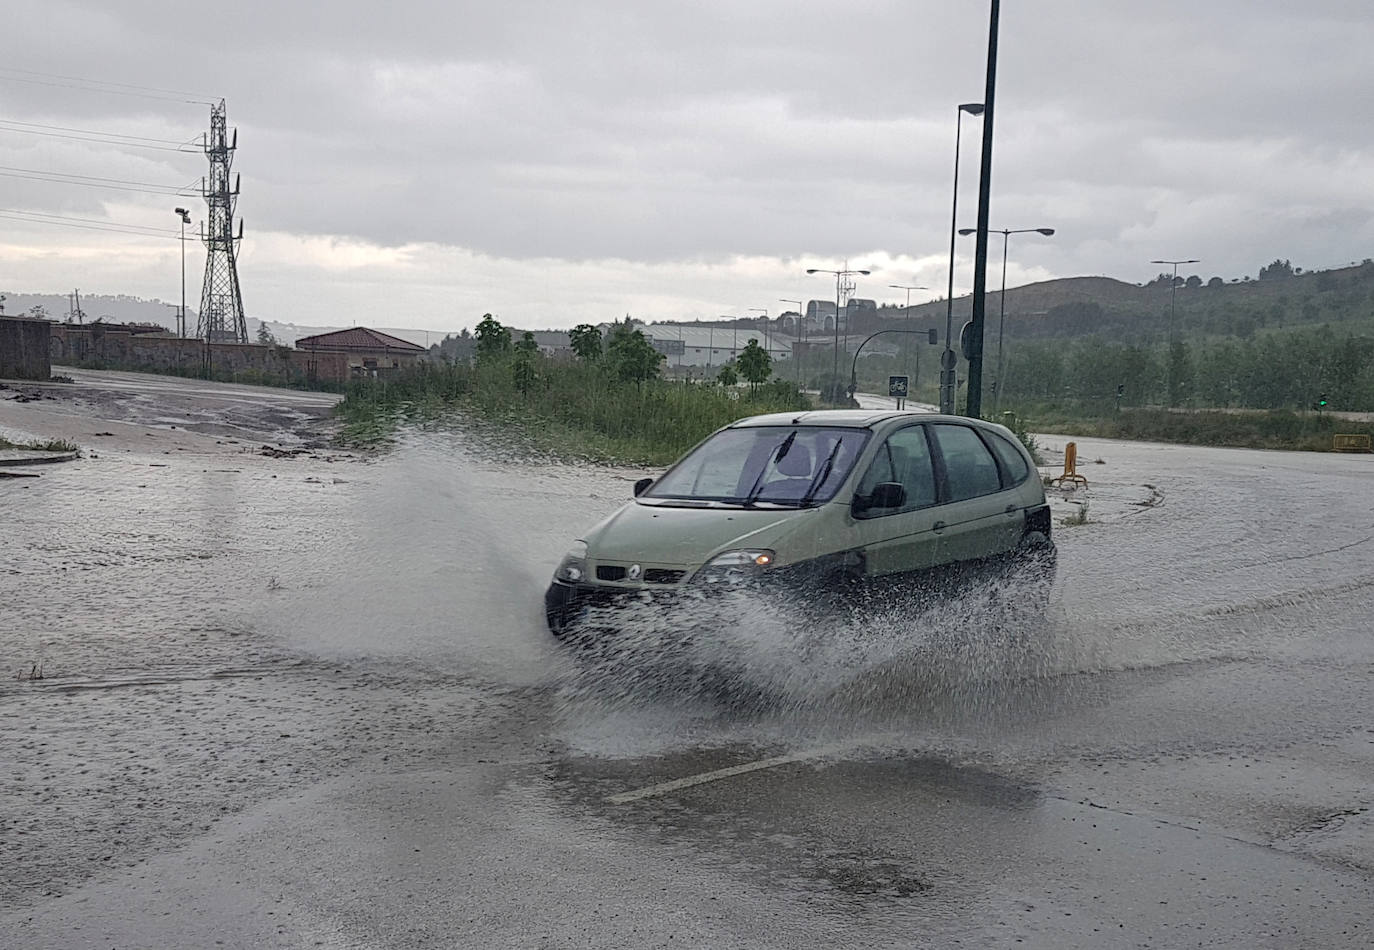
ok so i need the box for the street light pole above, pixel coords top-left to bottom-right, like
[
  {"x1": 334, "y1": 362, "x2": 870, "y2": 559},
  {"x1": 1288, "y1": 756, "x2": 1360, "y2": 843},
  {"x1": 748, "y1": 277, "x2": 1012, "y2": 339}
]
[
  {"x1": 943, "y1": 103, "x2": 985, "y2": 414},
  {"x1": 174, "y1": 207, "x2": 191, "y2": 339},
  {"x1": 966, "y1": 0, "x2": 1003, "y2": 420},
  {"x1": 1150, "y1": 257, "x2": 1199, "y2": 405},
  {"x1": 889, "y1": 283, "x2": 928, "y2": 391},
  {"x1": 779, "y1": 298, "x2": 803, "y2": 387},
  {"x1": 960, "y1": 227, "x2": 1054, "y2": 413},
  {"x1": 807, "y1": 266, "x2": 870, "y2": 404},
  {"x1": 748, "y1": 308, "x2": 768, "y2": 367}
]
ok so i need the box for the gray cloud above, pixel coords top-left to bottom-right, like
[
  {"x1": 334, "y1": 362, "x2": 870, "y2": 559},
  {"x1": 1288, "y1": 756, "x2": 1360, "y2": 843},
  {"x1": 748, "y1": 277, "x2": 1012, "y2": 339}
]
[{"x1": 2, "y1": 0, "x2": 1371, "y2": 328}]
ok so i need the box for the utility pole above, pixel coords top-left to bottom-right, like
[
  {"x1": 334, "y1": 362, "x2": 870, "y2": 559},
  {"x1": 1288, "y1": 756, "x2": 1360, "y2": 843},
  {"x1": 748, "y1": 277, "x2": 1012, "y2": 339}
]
[
  {"x1": 966, "y1": 0, "x2": 1001, "y2": 419},
  {"x1": 175, "y1": 207, "x2": 191, "y2": 338},
  {"x1": 197, "y1": 100, "x2": 248, "y2": 346}
]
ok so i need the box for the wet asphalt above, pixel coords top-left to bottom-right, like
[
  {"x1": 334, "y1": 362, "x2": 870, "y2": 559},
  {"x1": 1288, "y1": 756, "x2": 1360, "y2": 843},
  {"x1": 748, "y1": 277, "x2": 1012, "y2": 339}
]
[{"x1": 2, "y1": 376, "x2": 1373, "y2": 948}]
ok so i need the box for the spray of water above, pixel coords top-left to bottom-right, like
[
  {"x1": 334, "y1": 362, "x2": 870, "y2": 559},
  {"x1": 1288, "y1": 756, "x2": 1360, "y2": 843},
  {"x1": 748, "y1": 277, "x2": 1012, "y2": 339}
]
[{"x1": 550, "y1": 565, "x2": 1087, "y2": 756}]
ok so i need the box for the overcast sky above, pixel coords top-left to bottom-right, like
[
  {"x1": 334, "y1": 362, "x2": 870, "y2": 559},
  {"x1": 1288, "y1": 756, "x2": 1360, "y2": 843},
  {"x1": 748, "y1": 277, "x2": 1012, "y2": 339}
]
[{"x1": 2, "y1": 0, "x2": 1372, "y2": 332}]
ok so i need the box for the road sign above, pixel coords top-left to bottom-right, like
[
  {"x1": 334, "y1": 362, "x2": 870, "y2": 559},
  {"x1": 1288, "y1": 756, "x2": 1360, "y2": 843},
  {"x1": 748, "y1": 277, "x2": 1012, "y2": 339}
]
[
  {"x1": 888, "y1": 375, "x2": 908, "y2": 398},
  {"x1": 940, "y1": 348, "x2": 957, "y2": 370},
  {"x1": 959, "y1": 321, "x2": 976, "y2": 360}
]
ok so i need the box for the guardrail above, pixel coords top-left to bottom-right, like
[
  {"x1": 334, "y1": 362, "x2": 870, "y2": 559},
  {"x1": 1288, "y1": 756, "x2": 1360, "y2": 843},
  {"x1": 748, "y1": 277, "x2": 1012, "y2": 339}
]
[{"x1": 1333, "y1": 433, "x2": 1373, "y2": 453}]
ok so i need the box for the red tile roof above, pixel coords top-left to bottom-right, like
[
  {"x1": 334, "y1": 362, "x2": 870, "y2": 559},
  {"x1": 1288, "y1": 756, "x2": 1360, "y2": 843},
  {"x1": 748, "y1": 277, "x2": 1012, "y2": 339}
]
[{"x1": 294, "y1": 327, "x2": 426, "y2": 352}]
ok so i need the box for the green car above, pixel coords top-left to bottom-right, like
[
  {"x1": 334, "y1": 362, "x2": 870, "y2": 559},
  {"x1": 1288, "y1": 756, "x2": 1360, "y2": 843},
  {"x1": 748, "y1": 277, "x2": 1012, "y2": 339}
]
[{"x1": 544, "y1": 409, "x2": 1054, "y2": 637}]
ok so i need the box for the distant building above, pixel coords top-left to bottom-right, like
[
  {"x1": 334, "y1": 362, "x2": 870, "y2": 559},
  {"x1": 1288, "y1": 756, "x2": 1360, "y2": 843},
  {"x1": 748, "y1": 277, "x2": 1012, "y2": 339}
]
[
  {"x1": 294, "y1": 327, "x2": 426, "y2": 381},
  {"x1": 645, "y1": 324, "x2": 794, "y2": 371}
]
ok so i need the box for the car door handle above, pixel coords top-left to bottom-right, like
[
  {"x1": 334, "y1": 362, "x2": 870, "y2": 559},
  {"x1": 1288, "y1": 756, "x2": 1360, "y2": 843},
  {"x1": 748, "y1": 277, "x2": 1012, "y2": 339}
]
[{"x1": 932, "y1": 521, "x2": 946, "y2": 532}]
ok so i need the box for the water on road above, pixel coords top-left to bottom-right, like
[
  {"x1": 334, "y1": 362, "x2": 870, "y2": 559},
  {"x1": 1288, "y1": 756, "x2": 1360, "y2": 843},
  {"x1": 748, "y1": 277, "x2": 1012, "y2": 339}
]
[{"x1": 3, "y1": 389, "x2": 1373, "y2": 947}]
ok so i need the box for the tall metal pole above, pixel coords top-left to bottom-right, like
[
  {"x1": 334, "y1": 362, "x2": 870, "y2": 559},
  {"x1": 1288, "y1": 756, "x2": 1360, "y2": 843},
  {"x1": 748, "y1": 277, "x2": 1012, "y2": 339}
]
[
  {"x1": 967, "y1": 0, "x2": 1001, "y2": 419},
  {"x1": 890, "y1": 283, "x2": 927, "y2": 391},
  {"x1": 175, "y1": 207, "x2": 191, "y2": 338},
  {"x1": 807, "y1": 267, "x2": 870, "y2": 404},
  {"x1": 833, "y1": 273, "x2": 841, "y2": 391},
  {"x1": 1150, "y1": 258, "x2": 1199, "y2": 405},
  {"x1": 779, "y1": 299, "x2": 803, "y2": 388},
  {"x1": 942, "y1": 103, "x2": 983, "y2": 414},
  {"x1": 996, "y1": 231, "x2": 1008, "y2": 414},
  {"x1": 961, "y1": 225, "x2": 1054, "y2": 414}
]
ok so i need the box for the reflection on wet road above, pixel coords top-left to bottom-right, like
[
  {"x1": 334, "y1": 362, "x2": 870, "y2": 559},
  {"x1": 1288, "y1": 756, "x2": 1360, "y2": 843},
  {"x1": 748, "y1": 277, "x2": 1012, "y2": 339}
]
[{"x1": 3, "y1": 427, "x2": 1373, "y2": 947}]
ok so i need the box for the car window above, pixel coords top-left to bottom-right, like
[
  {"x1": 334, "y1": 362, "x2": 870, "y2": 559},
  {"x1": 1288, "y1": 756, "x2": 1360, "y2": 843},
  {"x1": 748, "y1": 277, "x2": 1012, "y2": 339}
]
[
  {"x1": 931, "y1": 424, "x2": 1003, "y2": 502},
  {"x1": 986, "y1": 430, "x2": 1030, "y2": 487},
  {"x1": 644, "y1": 426, "x2": 870, "y2": 506},
  {"x1": 854, "y1": 425, "x2": 936, "y2": 517}
]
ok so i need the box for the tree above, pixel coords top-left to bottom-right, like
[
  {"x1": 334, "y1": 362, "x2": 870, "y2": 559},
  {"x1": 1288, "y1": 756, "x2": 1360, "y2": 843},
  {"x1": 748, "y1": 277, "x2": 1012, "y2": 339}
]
[
  {"x1": 474, "y1": 313, "x2": 511, "y2": 363},
  {"x1": 1185, "y1": 275, "x2": 1202, "y2": 289},
  {"x1": 716, "y1": 363, "x2": 738, "y2": 386},
  {"x1": 736, "y1": 338, "x2": 772, "y2": 389},
  {"x1": 512, "y1": 331, "x2": 539, "y2": 395},
  {"x1": 256, "y1": 323, "x2": 278, "y2": 345},
  {"x1": 605, "y1": 318, "x2": 664, "y2": 387},
  {"x1": 27, "y1": 304, "x2": 48, "y2": 319},
  {"x1": 1259, "y1": 259, "x2": 1294, "y2": 281},
  {"x1": 569, "y1": 323, "x2": 602, "y2": 361},
  {"x1": 1207, "y1": 276, "x2": 1225, "y2": 289}
]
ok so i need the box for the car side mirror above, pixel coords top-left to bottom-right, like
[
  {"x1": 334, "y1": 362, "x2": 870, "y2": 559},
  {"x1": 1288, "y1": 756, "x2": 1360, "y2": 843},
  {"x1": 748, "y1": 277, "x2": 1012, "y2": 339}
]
[
  {"x1": 633, "y1": 477, "x2": 654, "y2": 497},
  {"x1": 855, "y1": 481, "x2": 905, "y2": 513}
]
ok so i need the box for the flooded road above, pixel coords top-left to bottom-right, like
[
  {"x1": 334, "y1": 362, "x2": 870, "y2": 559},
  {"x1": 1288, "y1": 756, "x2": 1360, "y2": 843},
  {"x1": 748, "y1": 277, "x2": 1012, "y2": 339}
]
[{"x1": 3, "y1": 374, "x2": 1373, "y2": 947}]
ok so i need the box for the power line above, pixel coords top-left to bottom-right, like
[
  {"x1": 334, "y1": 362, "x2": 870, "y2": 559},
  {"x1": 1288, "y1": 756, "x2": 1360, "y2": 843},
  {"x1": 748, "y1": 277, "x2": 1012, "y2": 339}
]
[
  {"x1": 0, "y1": 210, "x2": 183, "y2": 239},
  {"x1": 0, "y1": 165, "x2": 198, "y2": 197},
  {"x1": 0, "y1": 119, "x2": 200, "y2": 152},
  {"x1": 0, "y1": 118, "x2": 192, "y2": 145},
  {"x1": 0, "y1": 207, "x2": 181, "y2": 233},
  {"x1": 0, "y1": 67, "x2": 218, "y2": 105}
]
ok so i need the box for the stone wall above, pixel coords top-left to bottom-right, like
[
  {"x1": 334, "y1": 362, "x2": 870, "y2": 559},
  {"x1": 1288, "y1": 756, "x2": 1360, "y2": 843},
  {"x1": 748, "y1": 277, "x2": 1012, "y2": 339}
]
[
  {"x1": 47, "y1": 325, "x2": 350, "y2": 383},
  {"x1": 0, "y1": 316, "x2": 52, "y2": 380}
]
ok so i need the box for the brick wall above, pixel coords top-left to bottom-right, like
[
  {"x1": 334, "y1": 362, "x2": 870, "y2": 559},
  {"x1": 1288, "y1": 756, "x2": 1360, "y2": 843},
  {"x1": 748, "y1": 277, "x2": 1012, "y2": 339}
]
[{"x1": 0, "y1": 317, "x2": 52, "y2": 380}]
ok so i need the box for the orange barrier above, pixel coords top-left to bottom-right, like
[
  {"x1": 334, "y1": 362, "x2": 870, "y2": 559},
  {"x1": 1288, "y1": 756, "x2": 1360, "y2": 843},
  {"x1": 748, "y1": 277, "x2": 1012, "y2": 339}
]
[{"x1": 1050, "y1": 441, "x2": 1089, "y2": 488}]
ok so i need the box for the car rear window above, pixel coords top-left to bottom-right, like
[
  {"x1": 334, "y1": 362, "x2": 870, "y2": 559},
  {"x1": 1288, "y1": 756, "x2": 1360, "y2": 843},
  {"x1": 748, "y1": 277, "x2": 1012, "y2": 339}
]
[
  {"x1": 986, "y1": 431, "x2": 1031, "y2": 486},
  {"x1": 931, "y1": 424, "x2": 1003, "y2": 502}
]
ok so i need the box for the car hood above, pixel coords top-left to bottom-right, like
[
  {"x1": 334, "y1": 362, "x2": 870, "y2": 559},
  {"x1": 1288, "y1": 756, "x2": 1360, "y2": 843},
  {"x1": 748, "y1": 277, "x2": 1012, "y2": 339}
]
[{"x1": 582, "y1": 502, "x2": 817, "y2": 567}]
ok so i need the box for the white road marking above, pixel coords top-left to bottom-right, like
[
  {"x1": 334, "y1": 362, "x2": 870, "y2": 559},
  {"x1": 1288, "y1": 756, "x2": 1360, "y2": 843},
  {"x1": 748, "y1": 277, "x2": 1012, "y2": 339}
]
[{"x1": 605, "y1": 742, "x2": 860, "y2": 804}]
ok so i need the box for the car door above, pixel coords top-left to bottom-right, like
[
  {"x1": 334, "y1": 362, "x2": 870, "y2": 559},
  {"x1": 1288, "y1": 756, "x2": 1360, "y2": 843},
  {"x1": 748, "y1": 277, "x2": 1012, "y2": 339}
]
[
  {"x1": 928, "y1": 423, "x2": 1024, "y2": 566},
  {"x1": 849, "y1": 424, "x2": 943, "y2": 577}
]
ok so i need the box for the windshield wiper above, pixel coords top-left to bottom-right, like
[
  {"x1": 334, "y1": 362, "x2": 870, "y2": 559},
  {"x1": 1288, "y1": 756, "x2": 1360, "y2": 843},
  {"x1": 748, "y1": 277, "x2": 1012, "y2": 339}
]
[
  {"x1": 799, "y1": 438, "x2": 843, "y2": 507},
  {"x1": 742, "y1": 431, "x2": 797, "y2": 506}
]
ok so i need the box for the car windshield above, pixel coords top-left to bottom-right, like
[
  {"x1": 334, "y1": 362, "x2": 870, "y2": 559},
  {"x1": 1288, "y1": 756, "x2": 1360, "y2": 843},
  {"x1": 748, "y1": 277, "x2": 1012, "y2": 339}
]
[{"x1": 642, "y1": 425, "x2": 870, "y2": 507}]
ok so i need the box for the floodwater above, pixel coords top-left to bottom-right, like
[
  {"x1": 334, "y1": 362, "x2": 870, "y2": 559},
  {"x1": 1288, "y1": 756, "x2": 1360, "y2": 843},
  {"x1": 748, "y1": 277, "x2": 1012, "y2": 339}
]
[{"x1": 4, "y1": 421, "x2": 1374, "y2": 947}]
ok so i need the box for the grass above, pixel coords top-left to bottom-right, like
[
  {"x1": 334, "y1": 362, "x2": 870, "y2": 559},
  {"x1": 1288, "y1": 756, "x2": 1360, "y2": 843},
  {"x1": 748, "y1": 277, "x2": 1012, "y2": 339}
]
[
  {"x1": 0, "y1": 435, "x2": 80, "y2": 453},
  {"x1": 1009, "y1": 403, "x2": 1374, "y2": 453},
  {"x1": 335, "y1": 360, "x2": 811, "y2": 465}
]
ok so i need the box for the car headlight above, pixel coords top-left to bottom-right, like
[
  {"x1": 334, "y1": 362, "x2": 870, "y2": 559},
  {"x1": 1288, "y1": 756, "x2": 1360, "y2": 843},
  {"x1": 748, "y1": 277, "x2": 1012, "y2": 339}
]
[
  {"x1": 691, "y1": 549, "x2": 775, "y2": 585},
  {"x1": 554, "y1": 541, "x2": 588, "y2": 584}
]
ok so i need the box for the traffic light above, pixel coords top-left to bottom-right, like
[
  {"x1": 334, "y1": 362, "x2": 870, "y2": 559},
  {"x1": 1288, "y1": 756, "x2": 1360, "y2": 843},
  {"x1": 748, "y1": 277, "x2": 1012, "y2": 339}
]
[
  {"x1": 1116, "y1": 384, "x2": 1125, "y2": 398},
  {"x1": 1318, "y1": 393, "x2": 1329, "y2": 411}
]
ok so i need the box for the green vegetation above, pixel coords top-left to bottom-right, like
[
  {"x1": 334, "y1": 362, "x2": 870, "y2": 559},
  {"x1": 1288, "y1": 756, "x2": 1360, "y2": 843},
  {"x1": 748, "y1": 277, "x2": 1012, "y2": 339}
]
[
  {"x1": 337, "y1": 316, "x2": 806, "y2": 464},
  {"x1": 1010, "y1": 404, "x2": 1374, "y2": 453},
  {"x1": 0, "y1": 435, "x2": 80, "y2": 453}
]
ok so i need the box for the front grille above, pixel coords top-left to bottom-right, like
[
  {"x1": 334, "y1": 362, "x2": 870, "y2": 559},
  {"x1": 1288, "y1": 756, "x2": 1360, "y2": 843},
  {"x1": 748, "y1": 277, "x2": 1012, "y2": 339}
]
[
  {"x1": 644, "y1": 569, "x2": 685, "y2": 584},
  {"x1": 596, "y1": 565, "x2": 627, "y2": 581}
]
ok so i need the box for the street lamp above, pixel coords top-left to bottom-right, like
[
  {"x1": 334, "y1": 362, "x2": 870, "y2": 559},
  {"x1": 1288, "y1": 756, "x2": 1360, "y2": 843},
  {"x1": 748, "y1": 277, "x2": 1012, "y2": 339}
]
[
  {"x1": 889, "y1": 283, "x2": 929, "y2": 390},
  {"x1": 959, "y1": 227, "x2": 1054, "y2": 412},
  {"x1": 748, "y1": 307, "x2": 768, "y2": 360},
  {"x1": 806, "y1": 266, "x2": 871, "y2": 404},
  {"x1": 1150, "y1": 257, "x2": 1199, "y2": 405},
  {"x1": 174, "y1": 207, "x2": 191, "y2": 338},
  {"x1": 942, "y1": 102, "x2": 985, "y2": 414},
  {"x1": 779, "y1": 298, "x2": 803, "y2": 387}
]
